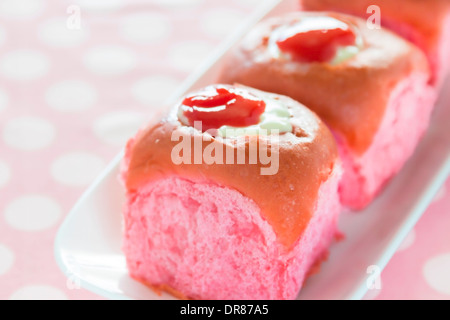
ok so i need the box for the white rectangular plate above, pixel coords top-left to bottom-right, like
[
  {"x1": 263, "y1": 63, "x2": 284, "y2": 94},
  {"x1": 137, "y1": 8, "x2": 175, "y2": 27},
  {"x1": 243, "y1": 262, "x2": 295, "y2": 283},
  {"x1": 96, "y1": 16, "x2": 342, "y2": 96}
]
[{"x1": 54, "y1": 0, "x2": 450, "y2": 300}]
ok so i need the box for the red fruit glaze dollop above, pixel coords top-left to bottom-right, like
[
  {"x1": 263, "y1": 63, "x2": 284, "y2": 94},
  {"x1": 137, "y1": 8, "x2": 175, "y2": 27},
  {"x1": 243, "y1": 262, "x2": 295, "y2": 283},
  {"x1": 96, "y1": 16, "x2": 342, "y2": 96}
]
[
  {"x1": 276, "y1": 16, "x2": 357, "y2": 63},
  {"x1": 181, "y1": 86, "x2": 266, "y2": 131}
]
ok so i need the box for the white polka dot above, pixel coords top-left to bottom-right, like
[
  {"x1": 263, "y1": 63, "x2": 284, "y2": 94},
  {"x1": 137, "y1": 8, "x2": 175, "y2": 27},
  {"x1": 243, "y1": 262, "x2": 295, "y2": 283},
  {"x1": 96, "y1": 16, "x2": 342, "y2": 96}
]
[
  {"x1": 46, "y1": 80, "x2": 97, "y2": 112},
  {"x1": 93, "y1": 111, "x2": 145, "y2": 146},
  {"x1": 10, "y1": 285, "x2": 68, "y2": 300},
  {"x1": 0, "y1": 27, "x2": 6, "y2": 46},
  {"x1": 0, "y1": 50, "x2": 50, "y2": 81},
  {"x1": 0, "y1": 0, "x2": 45, "y2": 20},
  {"x1": 397, "y1": 229, "x2": 416, "y2": 252},
  {"x1": 78, "y1": 0, "x2": 124, "y2": 12},
  {"x1": 38, "y1": 18, "x2": 88, "y2": 48},
  {"x1": 433, "y1": 184, "x2": 447, "y2": 203},
  {"x1": 423, "y1": 253, "x2": 450, "y2": 295},
  {"x1": 51, "y1": 152, "x2": 105, "y2": 187},
  {"x1": 168, "y1": 41, "x2": 214, "y2": 72},
  {"x1": 0, "y1": 89, "x2": 9, "y2": 112},
  {"x1": 200, "y1": 8, "x2": 245, "y2": 38},
  {"x1": 5, "y1": 195, "x2": 62, "y2": 231},
  {"x1": 131, "y1": 75, "x2": 180, "y2": 106},
  {"x1": 0, "y1": 160, "x2": 11, "y2": 188},
  {"x1": 120, "y1": 13, "x2": 171, "y2": 44},
  {"x1": 3, "y1": 117, "x2": 55, "y2": 151},
  {"x1": 0, "y1": 244, "x2": 14, "y2": 276},
  {"x1": 84, "y1": 46, "x2": 137, "y2": 75},
  {"x1": 153, "y1": 0, "x2": 204, "y2": 9}
]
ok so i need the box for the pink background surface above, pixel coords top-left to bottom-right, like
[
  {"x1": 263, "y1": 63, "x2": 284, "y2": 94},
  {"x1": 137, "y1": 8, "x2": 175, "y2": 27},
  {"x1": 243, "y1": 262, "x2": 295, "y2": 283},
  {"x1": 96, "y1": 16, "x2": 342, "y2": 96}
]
[{"x1": 0, "y1": 0, "x2": 449, "y2": 300}]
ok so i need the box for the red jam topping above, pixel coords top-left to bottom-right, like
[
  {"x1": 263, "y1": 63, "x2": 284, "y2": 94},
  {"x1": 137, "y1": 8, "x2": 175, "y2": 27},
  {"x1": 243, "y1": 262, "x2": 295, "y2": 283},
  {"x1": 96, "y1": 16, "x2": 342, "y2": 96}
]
[
  {"x1": 181, "y1": 86, "x2": 266, "y2": 131},
  {"x1": 276, "y1": 17, "x2": 357, "y2": 63}
]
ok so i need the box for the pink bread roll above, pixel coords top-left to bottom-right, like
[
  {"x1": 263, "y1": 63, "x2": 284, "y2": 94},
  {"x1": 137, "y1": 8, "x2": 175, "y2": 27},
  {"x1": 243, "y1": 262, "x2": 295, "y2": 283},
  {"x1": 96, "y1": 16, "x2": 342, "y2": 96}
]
[
  {"x1": 300, "y1": 0, "x2": 450, "y2": 87},
  {"x1": 122, "y1": 84, "x2": 341, "y2": 300},
  {"x1": 219, "y1": 12, "x2": 437, "y2": 210}
]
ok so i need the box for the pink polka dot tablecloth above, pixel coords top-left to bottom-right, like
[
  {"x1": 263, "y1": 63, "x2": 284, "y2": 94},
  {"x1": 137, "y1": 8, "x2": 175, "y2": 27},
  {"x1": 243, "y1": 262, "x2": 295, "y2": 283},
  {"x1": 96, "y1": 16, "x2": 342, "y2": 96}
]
[{"x1": 0, "y1": 0, "x2": 449, "y2": 300}]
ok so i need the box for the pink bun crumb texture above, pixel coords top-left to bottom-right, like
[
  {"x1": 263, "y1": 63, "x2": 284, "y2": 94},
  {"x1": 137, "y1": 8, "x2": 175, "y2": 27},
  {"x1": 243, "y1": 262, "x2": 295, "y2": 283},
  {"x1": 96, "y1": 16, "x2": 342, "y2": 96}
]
[{"x1": 122, "y1": 166, "x2": 341, "y2": 300}]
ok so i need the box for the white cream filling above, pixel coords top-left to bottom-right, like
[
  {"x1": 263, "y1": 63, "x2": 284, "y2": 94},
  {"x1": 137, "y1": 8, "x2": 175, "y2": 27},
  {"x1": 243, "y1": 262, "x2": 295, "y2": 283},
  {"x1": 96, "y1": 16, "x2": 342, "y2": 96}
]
[
  {"x1": 331, "y1": 42, "x2": 362, "y2": 64},
  {"x1": 218, "y1": 98, "x2": 292, "y2": 137}
]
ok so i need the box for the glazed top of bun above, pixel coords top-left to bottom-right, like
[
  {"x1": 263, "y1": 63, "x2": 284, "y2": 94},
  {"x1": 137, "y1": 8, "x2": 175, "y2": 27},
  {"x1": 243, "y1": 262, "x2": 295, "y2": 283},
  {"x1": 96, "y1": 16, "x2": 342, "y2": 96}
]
[
  {"x1": 124, "y1": 85, "x2": 339, "y2": 248},
  {"x1": 301, "y1": 0, "x2": 450, "y2": 47},
  {"x1": 220, "y1": 12, "x2": 430, "y2": 154}
]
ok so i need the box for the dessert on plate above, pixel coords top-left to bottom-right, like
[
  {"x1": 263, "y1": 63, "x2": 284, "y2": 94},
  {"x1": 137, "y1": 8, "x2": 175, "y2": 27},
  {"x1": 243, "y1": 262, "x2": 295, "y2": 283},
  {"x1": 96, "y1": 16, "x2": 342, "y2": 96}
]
[
  {"x1": 121, "y1": 84, "x2": 341, "y2": 300},
  {"x1": 300, "y1": 0, "x2": 450, "y2": 87},
  {"x1": 219, "y1": 12, "x2": 436, "y2": 209}
]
